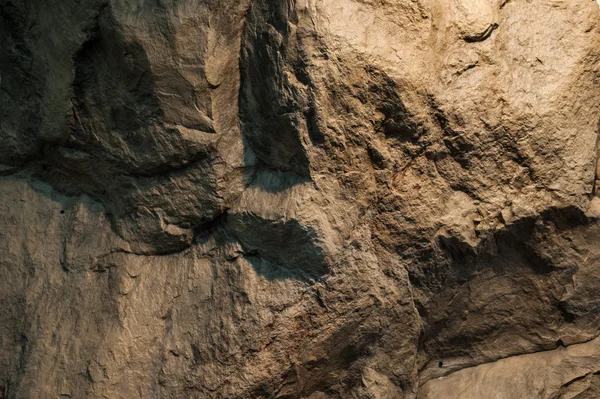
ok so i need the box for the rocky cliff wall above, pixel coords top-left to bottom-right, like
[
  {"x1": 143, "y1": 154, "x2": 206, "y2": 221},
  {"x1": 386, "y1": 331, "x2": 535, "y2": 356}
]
[{"x1": 2, "y1": 0, "x2": 600, "y2": 398}]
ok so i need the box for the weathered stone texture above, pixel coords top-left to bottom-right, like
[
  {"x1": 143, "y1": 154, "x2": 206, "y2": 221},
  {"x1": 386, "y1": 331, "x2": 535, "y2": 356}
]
[{"x1": 2, "y1": 0, "x2": 600, "y2": 398}]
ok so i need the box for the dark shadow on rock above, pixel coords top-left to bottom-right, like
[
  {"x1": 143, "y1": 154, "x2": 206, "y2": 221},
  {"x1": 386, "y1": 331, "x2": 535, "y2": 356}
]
[
  {"x1": 366, "y1": 67, "x2": 423, "y2": 143},
  {"x1": 27, "y1": 4, "x2": 223, "y2": 254},
  {"x1": 245, "y1": 255, "x2": 316, "y2": 282},
  {"x1": 70, "y1": 6, "x2": 170, "y2": 173},
  {"x1": 0, "y1": 1, "x2": 43, "y2": 165},
  {"x1": 407, "y1": 205, "x2": 592, "y2": 293},
  {"x1": 227, "y1": 211, "x2": 329, "y2": 281},
  {"x1": 239, "y1": 0, "x2": 312, "y2": 181},
  {"x1": 192, "y1": 213, "x2": 327, "y2": 282},
  {"x1": 414, "y1": 205, "x2": 600, "y2": 375}
]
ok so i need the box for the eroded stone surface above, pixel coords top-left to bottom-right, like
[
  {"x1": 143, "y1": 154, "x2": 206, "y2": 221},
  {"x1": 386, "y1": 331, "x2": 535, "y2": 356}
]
[
  {"x1": 1, "y1": 0, "x2": 600, "y2": 398},
  {"x1": 419, "y1": 336, "x2": 600, "y2": 399}
]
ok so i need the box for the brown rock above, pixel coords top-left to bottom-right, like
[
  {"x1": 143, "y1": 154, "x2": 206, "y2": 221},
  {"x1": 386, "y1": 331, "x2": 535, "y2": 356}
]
[{"x1": 1, "y1": 0, "x2": 600, "y2": 397}]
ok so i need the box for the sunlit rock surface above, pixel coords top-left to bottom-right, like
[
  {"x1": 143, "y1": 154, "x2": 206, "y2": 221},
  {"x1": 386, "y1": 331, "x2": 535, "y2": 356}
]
[{"x1": 2, "y1": 0, "x2": 600, "y2": 397}]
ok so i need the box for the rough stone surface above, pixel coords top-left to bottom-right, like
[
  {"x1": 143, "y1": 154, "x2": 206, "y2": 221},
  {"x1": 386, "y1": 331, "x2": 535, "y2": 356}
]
[{"x1": 1, "y1": 0, "x2": 600, "y2": 398}]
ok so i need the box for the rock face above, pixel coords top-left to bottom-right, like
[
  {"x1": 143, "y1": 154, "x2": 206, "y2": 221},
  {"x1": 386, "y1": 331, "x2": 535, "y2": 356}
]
[{"x1": 1, "y1": 0, "x2": 600, "y2": 397}]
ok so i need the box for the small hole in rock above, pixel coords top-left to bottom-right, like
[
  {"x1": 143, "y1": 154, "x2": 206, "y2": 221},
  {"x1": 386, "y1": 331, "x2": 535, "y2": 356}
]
[
  {"x1": 42, "y1": 164, "x2": 48, "y2": 171},
  {"x1": 556, "y1": 339, "x2": 565, "y2": 348},
  {"x1": 438, "y1": 361, "x2": 443, "y2": 368},
  {"x1": 60, "y1": 210, "x2": 65, "y2": 215}
]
